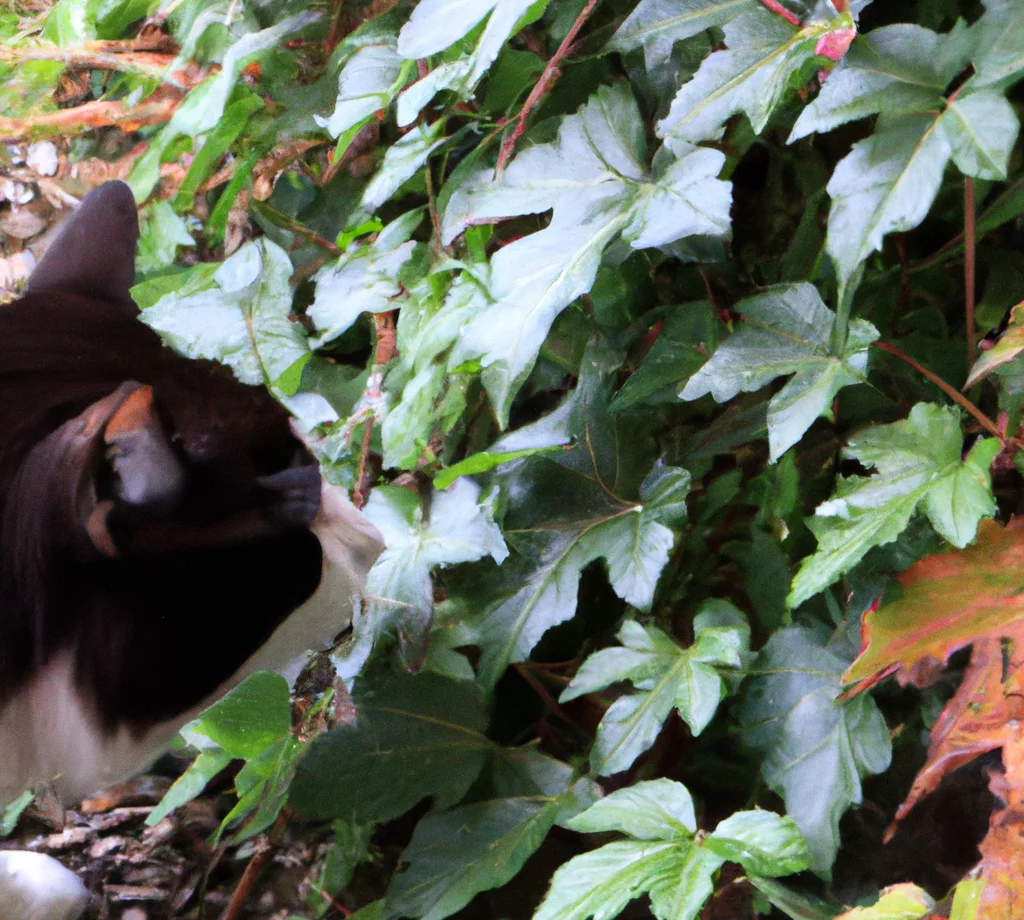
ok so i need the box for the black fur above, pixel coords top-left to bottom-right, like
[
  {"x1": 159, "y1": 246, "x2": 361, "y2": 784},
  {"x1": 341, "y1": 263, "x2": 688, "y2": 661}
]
[{"x1": 0, "y1": 182, "x2": 324, "y2": 734}]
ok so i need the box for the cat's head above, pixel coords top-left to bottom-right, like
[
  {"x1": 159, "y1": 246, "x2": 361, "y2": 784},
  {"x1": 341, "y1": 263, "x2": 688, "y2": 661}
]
[{"x1": 0, "y1": 181, "x2": 381, "y2": 734}]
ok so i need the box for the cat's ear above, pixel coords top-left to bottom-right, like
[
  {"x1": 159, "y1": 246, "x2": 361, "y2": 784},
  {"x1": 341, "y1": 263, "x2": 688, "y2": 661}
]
[{"x1": 27, "y1": 181, "x2": 139, "y2": 304}]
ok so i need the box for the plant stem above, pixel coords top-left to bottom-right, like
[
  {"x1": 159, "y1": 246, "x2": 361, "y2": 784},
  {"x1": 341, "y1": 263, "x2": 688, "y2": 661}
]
[
  {"x1": 873, "y1": 340, "x2": 1007, "y2": 444},
  {"x1": 495, "y1": 0, "x2": 599, "y2": 174},
  {"x1": 965, "y1": 176, "x2": 977, "y2": 363},
  {"x1": 757, "y1": 0, "x2": 801, "y2": 26}
]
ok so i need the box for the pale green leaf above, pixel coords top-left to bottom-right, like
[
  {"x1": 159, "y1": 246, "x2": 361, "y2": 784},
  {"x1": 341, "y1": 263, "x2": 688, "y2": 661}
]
[
  {"x1": 941, "y1": 88, "x2": 1019, "y2": 181},
  {"x1": 657, "y1": 5, "x2": 839, "y2": 146},
  {"x1": 320, "y1": 39, "x2": 407, "y2": 138},
  {"x1": 140, "y1": 238, "x2": 309, "y2": 391},
  {"x1": 738, "y1": 627, "x2": 892, "y2": 873},
  {"x1": 443, "y1": 83, "x2": 729, "y2": 421},
  {"x1": 790, "y1": 404, "x2": 999, "y2": 606},
  {"x1": 609, "y1": 0, "x2": 753, "y2": 69},
  {"x1": 825, "y1": 114, "x2": 951, "y2": 300},
  {"x1": 681, "y1": 283, "x2": 877, "y2": 460},
  {"x1": 705, "y1": 810, "x2": 812, "y2": 876},
  {"x1": 566, "y1": 778, "x2": 697, "y2": 840},
  {"x1": 789, "y1": 25, "x2": 946, "y2": 141},
  {"x1": 361, "y1": 121, "x2": 448, "y2": 210}
]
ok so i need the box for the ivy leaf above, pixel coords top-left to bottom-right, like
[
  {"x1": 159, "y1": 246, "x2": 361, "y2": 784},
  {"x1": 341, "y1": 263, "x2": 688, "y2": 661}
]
[
  {"x1": 365, "y1": 478, "x2": 508, "y2": 619},
  {"x1": 790, "y1": 403, "x2": 999, "y2": 608},
  {"x1": 309, "y1": 211, "x2": 424, "y2": 347},
  {"x1": 561, "y1": 608, "x2": 749, "y2": 776},
  {"x1": 825, "y1": 114, "x2": 951, "y2": 301},
  {"x1": 395, "y1": 0, "x2": 552, "y2": 123},
  {"x1": 353, "y1": 479, "x2": 507, "y2": 671},
  {"x1": 542, "y1": 778, "x2": 808, "y2": 920},
  {"x1": 384, "y1": 749, "x2": 594, "y2": 920},
  {"x1": 137, "y1": 200, "x2": 194, "y2": 274},
  {"x1": 140, "y1": 238, "x2": 309, "y2": 392},
  {"x1": 789, "y1": 25, "x2": 948, "y2": 141},
  {"x1": 704, "y1": 810, "x2": 812, "y2": 877},
  {"x1": 460, "y1": 348, "x2": 691, "y2": 689},
  {"x1": 941, "y1": 89, "x2": 1019, "y2": 181},
  {"x1": 290, "y1": 668, "x2": 493, "y2": 823},
  {"x1": 609, "y1": 0, "x2": 752, "y2": 69},
  {"x1": 565, "y1": 777, "x2": 697, "y2": 839},
  {"x1": 738, "y1": 627, "x2": 892, "y2": 873},
  {"x1": 361, "y1": 121, "x2": 448, "y2": 210},
  {"x1": 681, "y1": 283, "x2": 878, "y2": 461},
  {"x1": 657, "y1": 5, "x2": 847, "y2": 147},
  {"x1": 968, "y1": 0, "x2": 1024, "y2": 90},
  {"x1": 534, "y1": 840, "x2": 702, "y2": 920},
  {"x1": 443, "y1": 83, "x2": 730, "y2": 422},
  {"x1": 319, "y1": 37, "x2": 409, "y2": 139}
]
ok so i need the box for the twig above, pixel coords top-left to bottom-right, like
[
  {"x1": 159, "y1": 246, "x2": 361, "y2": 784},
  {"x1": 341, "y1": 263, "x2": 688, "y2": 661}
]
[
  {"x1": 0, "y1": 91, "x2": 182, "y2": 142},
  {"x1": 757, "y1": 0, "x2": 801, "y2": 26},
  {"x1": 965, "y1": 176, "x2": 977, "y2": 363},
  {"x1": 353, "y1": 312, "x2": 397, "y2": 509},
  {"x1": 495, "y1": 0, "x2": 599, "y2": 174},
  {"x1": 873, "y1": 340, "x2": 1009, "y2": 445},
  {"x1": 0, "y1": 46, "x2": 175, "y2": 79},
  {"x1": 218, "y1": 811, "x2": 290, "y2": 920},
  {"x1": 250, "y1": 201, "x2": 340, "y2": 254}
]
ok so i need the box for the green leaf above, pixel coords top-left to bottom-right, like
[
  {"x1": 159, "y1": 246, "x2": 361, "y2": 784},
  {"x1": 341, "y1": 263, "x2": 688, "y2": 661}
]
[
  {"x1": 789, "y1": 25, "x2": 947, "y2": 141},
  {"x1": 137, "y1": 200, "x2": 194, "y2": 274},
  {"x1": 1, "y1": 790, "x2": 33, "y2": 837},
  {"x1": 562, "y1": 610, "x2": 748, "y2": 775},
  {"x1": 361, "y1": 121, "x2": 448, "y2": 210},
  {"x1": 309, "y1": 212, "x2": 423, "y2": 346},
  {"x1": 443, "y1": 83, "x2": 730, "y2": 422},
  {"x1": 189, "y1": 671, "x2": 291, "y2": 760},
  {"x1": 534, "y1": 840, "x2": 702, "y2": 920},
  {"x1": 738, "y1": 627, "x2": 892, "y2": 873},
  {"x1": 968, "y1": 0, "x2": 1024, "y2": 90},
  {"x1": 825, "y1": 114, "x2": 951, "y2": 301},
  {"x1": 746, "y1": 875, "x2": 841, "y2": 920},
  {"x1": 566, "y1": 778, "x2": 697, "y2": 840},
  {"x1": 364, "y1": 478, "x2": 508, "y2": 619},
  {"x1": 609, "y1": 0, "x2": 752, "y2": 69},
  {"x1": 464, "y1": 352, "x2": 691, "y2": 689},
  {"x1": 681, "y1": 284, "x2": 877, "y2": 461},
  {"x1": 657, "y1": 5, "x2": 844, "y2": 147},
  {"x1": 140, "y1": 238, "x2": 310, "y2": 392},
  {"x1": 395, "y1": 0, "x2": 552, "y2": 123},
  {"x1": 384, "y1": 750, "x2": 587, "y2": 920},
  {"x1": 434, "y1": 444, "x2": 568, "y2": 489},
  {"x1": 789, "y1": 404, "x2": 999, "y2": 608},
  {"x1": 704, "y1": 810, "x2": 812, "y2": 877},
  {"x1": 836, "y1": 884, "x2": 935, "y2": 920},
  {"x1": 320, "y1": 38, "x2": 407, "y2": 138},
  {"x1": 940, "y1": 88, "x2": 1019, "y2": 181},
  {"x1": 290, "y1": 668, "x2": 493, "y2": 823}
]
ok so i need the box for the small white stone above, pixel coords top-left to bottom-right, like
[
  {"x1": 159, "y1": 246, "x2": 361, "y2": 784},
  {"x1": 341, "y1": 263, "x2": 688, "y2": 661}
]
[
  {"x1": 26, "y1": 142, "x2": 58, "y2": 177},
  {"x1": 0, "y1": 850, "x2": 90, "y2": 920}
]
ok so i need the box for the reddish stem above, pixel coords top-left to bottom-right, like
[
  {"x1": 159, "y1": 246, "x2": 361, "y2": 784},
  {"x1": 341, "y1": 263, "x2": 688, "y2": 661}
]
[
  {"x1": 757, "y1": 0, "x2": 801, "y2": 26},
  {"x1": 872, "y1": 341, "x2": 1007, "y2": 445},
  {"x1": 496, "y1": 0, "x2": 599, "y2": 174},
  {"x1": 965, "y1": 176, "x2": 977, "y2": 364}
]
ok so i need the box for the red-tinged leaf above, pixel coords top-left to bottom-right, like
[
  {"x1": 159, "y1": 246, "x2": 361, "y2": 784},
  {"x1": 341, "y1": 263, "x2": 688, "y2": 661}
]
[
  {"x1": 844, "y1": 518, "x2": 1024, "y2": 691},
  {"x1": 966, "y1": 300, "x2": 1024, "y2": 388},
  {"x1": 973, "y1": 726, "x2": 1024, "y2": 920},
  {"x1": 893, "y1": 636, "x2": 1024, "y2": 827}
]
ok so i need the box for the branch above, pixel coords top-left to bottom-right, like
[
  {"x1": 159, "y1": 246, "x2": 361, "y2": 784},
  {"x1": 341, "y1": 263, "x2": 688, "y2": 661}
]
[
  {"x1": 873, "y1": 341, "x2": 1008, "y2": 445},
  {"x1": 0, "y1": 45, "x2": 175, "y2": 80},
  {"x1": 495, "y1": 0, "x2": 598, "y2": 174},
  {"x1": 0, "y1": 90, "x2": 182, "y2": 143},
  {"x1": 965, "y1": 176, "x2": 978, "y2": 364}
]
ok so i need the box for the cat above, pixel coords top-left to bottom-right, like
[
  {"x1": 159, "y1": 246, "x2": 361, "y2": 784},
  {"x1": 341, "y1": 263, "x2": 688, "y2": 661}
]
[{"x1": 0, "y1": 181, "x2": 383, "y2": 920}]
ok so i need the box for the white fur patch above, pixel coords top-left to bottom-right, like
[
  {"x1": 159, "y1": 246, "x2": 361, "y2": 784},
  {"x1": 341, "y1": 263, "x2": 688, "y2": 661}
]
[{"x1": 0, "y1": 484, "x2": 384, "y2": 804}]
